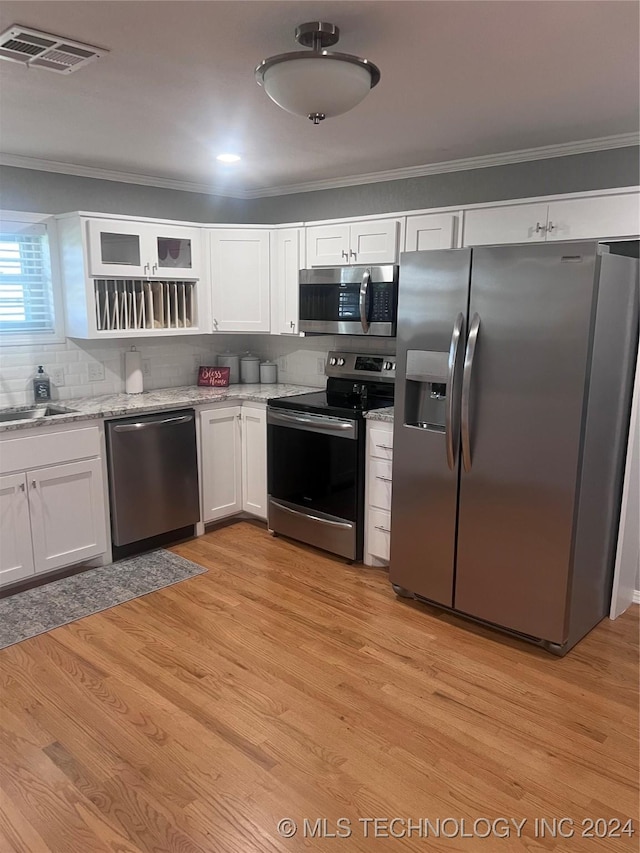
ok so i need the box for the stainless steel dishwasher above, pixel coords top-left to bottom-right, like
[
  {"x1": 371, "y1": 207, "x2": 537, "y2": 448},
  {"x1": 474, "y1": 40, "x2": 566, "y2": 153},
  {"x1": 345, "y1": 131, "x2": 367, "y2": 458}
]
[{"x1": 106, "y1": 409, "x2": 199, "y2": 547}]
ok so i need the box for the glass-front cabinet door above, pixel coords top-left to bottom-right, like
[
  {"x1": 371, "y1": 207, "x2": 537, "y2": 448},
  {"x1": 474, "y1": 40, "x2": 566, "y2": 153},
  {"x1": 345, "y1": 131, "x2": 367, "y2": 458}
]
[
  {"x1": 152, "y1": 225, "x2": 201, "y2": 279},
  {"x1": 87, "y1": 220, "x2": 201, "y2": 279}
]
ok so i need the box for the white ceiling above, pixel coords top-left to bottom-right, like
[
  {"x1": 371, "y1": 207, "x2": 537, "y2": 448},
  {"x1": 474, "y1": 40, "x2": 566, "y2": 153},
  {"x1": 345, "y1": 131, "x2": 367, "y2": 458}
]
[{"x1": 0, "y1": 1, "x2": 638, "y2": 198}]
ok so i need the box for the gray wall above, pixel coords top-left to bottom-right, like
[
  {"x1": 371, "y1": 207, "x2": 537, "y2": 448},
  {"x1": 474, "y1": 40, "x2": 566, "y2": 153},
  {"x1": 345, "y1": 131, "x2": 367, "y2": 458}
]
[
  {"x1": 249, "y1": 146, "x2": 640, "y2": 223},
  {"x1": 1, "y1": 146, "x2": 638, "y2": 223},
  {"x1": 0, "y1": 166, "x2": 251, "y2": 222}
]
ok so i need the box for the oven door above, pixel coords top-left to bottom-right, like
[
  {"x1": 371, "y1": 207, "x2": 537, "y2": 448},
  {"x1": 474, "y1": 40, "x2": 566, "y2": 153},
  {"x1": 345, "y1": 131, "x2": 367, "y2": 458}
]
[
  {"x1": 299, "y1": 266, "x2": 397, "y2": 336},
  {"x1": 267, "y1": 408, "x2": 364, "y2": 559}
]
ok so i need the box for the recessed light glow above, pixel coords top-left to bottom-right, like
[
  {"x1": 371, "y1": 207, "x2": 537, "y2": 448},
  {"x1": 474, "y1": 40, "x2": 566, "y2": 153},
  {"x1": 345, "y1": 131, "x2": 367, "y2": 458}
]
[{"x1": 216, "y1": 153, "x2": 241, "y2": 163}]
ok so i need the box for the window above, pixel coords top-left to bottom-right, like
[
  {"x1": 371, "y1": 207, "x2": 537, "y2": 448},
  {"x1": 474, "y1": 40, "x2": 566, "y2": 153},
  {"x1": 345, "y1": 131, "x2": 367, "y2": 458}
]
[{"x1": 0, "y1": 214, "x2": 62, "y2": 344}]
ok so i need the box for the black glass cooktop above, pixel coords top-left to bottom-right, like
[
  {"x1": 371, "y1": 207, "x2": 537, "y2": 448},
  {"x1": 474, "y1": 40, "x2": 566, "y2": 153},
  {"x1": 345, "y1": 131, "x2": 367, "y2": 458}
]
[{"x1": 269, "y1": 379, "x2": 394, "y2": 420}]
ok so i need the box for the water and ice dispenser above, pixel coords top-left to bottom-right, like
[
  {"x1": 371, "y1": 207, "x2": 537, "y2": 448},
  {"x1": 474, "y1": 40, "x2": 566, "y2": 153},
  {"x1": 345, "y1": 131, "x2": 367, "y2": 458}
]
[{"x1": 403, "y1": 350, "x2": 449, "y2": 432}]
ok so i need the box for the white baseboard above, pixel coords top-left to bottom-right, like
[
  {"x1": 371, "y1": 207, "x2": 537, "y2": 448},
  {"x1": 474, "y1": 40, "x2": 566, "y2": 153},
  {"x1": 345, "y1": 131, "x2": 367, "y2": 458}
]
[{"x1": 633, "y1": 590, "x2": 640, "y2": 605}]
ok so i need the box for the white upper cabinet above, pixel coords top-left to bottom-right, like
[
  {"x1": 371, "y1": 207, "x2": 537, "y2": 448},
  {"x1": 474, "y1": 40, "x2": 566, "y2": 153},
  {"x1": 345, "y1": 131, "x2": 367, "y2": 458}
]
[
  {"x1": 545, "y1": 193, "x2": 640, "y2": 241},
  {"x1": 58, "y1": 214, "x2": 207, "y2": 338},
  {"x1": 306, "y1": 219, "x2": 400, "y2": 266},
  {"x1": 405, "y1": 213, "x2": 460, "y2": 252},
  {"x1": 272, "y1": 228, "x2": 303, "y2": 335},
  {"x1": 463, "y1": 204, "x2": 549, "y2": 246},
  {"x1": 87, "y1": 219, "x2": 202, "y2": 279},
  {"x1": 210, "y1": 229, "x2": 271, "y2": 333},
  {"x1": 463, "y1": 191, "x2": 640, "y2": 247}
]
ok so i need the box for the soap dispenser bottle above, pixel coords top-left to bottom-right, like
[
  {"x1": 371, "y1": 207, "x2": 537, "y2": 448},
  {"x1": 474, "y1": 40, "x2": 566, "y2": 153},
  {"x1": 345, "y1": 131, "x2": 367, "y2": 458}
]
[{"x1": 33, "y1": 365, "x2": 51, "y2": 402}]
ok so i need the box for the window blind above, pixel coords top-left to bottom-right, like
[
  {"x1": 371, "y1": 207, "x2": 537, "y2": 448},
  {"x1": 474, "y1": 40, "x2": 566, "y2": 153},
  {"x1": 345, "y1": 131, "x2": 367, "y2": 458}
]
[{"x1": 0, "y1": 221, "x2": 55, "y2": 334}]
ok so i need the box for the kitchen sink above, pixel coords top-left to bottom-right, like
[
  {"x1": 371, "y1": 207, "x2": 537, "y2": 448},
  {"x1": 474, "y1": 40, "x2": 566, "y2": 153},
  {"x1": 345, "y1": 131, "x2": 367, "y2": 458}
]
[{"x1": 0, "y1": 405, "x2": 79, "y2": 423}]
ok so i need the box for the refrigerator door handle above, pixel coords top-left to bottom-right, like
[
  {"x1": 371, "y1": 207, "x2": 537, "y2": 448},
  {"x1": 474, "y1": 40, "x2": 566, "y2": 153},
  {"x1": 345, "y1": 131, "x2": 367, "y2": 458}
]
[
  {"x1": 445, "y1": 312, "x2": 465, "y2": 470},
  {"x1": 461, "y1": 313, "x2": 481, "y2": 472},
  {"x1": 359, "y1": 268, "x2": 371, "y2": 334}
]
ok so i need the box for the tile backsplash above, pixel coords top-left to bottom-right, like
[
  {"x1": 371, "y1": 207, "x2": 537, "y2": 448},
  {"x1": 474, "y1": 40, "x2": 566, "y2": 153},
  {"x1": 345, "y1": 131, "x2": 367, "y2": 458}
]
[{"x1": 0, "y1": 333, "x2": 397, "y2": 407}]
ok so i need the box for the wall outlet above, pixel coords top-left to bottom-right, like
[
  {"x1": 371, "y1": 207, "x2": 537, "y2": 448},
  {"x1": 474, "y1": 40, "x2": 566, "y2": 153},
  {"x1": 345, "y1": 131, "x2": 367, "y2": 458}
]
[
  {"x1": 143, "y1": 359, "x2": 151, "y2": 375},
  {"x1": 49, "y1": 367, "x2": 65, "y2": 386},
  {"x1": 87, "y1": 361, "x2": 105, "y2": 382},
  {"x1": 317, "y1": 357, "x2": 325, "y2": 374}
]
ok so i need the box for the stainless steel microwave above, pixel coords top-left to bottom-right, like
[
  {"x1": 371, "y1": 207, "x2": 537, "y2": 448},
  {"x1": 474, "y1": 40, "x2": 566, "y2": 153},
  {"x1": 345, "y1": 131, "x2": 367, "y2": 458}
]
[{"x1": 299, "y1": 265, "x2": 399, "y2": 336}]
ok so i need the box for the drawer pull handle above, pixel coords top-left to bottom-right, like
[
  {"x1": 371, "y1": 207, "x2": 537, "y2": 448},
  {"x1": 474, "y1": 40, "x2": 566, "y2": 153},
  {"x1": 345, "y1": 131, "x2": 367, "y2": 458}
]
[
  {"x1": 31, "y1": 480, "x2": 37, "y2": 489},
  {"x1": 375, "y1": 525, "x2": 391, "y2": 533},
  {"x1": 376, "y1": 444, "x2": 393, "y2": 450},
  {"x1": 376, "y1": 475, "x2": 392, "y2": 482}
]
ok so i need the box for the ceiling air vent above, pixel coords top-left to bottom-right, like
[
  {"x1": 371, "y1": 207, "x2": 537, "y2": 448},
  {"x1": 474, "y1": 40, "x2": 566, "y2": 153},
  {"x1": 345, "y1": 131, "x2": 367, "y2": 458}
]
[{"x1": 0, "y1": 25, "x2": 107, "y2": 73}]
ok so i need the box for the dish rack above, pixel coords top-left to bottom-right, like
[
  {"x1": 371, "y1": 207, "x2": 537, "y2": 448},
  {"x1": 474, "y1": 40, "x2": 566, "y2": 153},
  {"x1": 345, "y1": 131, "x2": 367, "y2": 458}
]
[{"x1": 93, "y1": 280, "x2": 196, "y2": 331}]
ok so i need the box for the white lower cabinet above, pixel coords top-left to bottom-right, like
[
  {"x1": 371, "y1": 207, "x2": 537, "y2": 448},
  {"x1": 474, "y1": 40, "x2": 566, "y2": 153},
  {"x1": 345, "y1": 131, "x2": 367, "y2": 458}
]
[
  {"x1": 364, "y1": 421, "x2": 394, "y2": 566},
  {"x1": 0, "y1": 431, "x2": 108, "y2": 588},
  {"x1": 200, "y1": 406, "x2": 243, "y2": 521},
  {"x1": 241, "y1": 406, "x2": 267, "y2": 519},
  {"x1": 199, "y1": 402, "x2": 267, "y2": 523},
  {"x1": 0, "y1": 473, "x2": 35, "y2": 586},
  {"x1": 28, "y1": 459, "x2": 107, "y2": 575}
]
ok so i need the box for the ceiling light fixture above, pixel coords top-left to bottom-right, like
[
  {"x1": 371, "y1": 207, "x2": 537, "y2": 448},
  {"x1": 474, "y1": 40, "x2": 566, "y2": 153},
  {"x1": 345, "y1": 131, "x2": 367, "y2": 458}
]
[
  {"x1": 216, "y1": 153, "x2": 241, "y2": 163},
  {"x1": 255, "y1": 22, "x2": 380, "y2": 125}
]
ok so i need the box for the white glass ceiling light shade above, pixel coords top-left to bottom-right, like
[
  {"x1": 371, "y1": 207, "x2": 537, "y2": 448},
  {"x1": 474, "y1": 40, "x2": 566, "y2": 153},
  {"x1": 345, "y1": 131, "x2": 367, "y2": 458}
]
[{"x1": 255, "y1": 22, "x2": 380, "y2": 124}]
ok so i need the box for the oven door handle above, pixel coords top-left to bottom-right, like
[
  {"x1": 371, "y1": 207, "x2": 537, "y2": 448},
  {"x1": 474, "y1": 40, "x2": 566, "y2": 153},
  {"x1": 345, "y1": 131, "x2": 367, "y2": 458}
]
[
  {"x1": 267, "y1": 408, "x2": 357, "y2": 438},
  {"x1": 359, "y1": 268, "x2": 371, "y2": 334},
  {"x1": 270, "y1": 500, "x2": 353, "y2": 530}
]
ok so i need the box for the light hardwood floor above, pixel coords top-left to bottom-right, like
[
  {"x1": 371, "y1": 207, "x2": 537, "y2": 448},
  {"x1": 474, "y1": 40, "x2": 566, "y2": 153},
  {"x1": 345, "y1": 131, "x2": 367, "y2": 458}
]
[{"x1": 0, "y1": 521, "x2": 638, "y2": 852}]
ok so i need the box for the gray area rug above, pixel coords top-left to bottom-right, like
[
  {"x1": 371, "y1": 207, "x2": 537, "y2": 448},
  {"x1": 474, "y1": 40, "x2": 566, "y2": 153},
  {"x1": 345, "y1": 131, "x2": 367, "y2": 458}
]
[{"x1": 0, "y1": 550, "x2": 206, "y2": 650}]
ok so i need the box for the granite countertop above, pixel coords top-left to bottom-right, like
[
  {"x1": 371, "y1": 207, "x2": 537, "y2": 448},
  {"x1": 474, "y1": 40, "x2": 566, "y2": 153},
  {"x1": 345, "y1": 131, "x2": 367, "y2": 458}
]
[
  {"x1": 0, "y1": 384, "x2": 317, "y2": 434},
  {"x1": 364, "y1": 406, "x2": 394, "y2": 423}
]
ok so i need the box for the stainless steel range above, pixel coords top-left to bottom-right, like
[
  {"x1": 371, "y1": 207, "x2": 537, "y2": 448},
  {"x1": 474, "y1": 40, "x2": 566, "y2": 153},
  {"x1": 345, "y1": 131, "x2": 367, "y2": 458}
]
[{"x1": 267, "y1": 351, "x2": 395, "y2": 560}]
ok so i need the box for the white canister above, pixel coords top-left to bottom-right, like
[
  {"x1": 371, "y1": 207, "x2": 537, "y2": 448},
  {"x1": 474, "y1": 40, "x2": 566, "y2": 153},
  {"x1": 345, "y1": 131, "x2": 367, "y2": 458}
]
[
  {"x1": 259, "y1": 362, "x2": 278, "y2": 384},
  {"x1": 240, "y1": 355, "x2": 261, "y2": 384},
  {"x1": 217, "y1": 353, "x2": 240, "y2": 384}
]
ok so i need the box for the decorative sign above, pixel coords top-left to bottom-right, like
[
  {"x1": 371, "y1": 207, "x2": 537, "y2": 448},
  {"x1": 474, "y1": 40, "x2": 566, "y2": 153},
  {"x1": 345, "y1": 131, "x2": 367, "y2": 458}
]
[{"x1": 197, "y1": 366, "x2": 230, "y2": 387}]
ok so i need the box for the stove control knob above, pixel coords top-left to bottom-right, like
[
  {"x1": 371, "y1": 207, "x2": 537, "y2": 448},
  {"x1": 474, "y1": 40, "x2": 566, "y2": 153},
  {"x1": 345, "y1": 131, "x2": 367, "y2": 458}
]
[
  {"x1": 383, "y1": 361, "x2": 392, "y2": 370},
  {"x1": 329, "y1": 357, "x2": 337, "y2": 366},
  {"x1": 337, "y1": 358, "x2": 345, "y2": 366}
]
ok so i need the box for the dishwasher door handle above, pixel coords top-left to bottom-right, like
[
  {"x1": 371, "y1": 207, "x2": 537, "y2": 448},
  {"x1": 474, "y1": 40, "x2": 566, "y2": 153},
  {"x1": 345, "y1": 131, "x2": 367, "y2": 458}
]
[{"x1": 112, "y1": 414, "x2": 193, "y2": 432}]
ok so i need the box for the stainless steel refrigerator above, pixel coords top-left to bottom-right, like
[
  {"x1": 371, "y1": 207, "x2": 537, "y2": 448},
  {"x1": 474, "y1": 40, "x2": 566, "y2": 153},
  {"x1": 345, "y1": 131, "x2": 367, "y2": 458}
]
[{"x1": 389, "y1": 241, "x2": 638, "y2": 654}]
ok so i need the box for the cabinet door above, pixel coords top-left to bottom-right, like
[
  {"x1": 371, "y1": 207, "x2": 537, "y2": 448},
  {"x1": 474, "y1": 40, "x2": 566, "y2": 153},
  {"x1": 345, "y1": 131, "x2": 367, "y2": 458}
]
[
  {"x1": 152, "y1": 225, "x2": 202, "y2": 279},
  {"x1": 87, "y1": 219, "x2": 148, "y2": 277},
  {"x1": 241, "y1": 407, "x2": 267, "y2": 519},
  {"x1": 306, "y1": 224, "x2": 350, "y2": 266},
  {"x1": 463, "y1": 204, "x2": 548, "y2": 246},
  {"x1": 546, "y1": 193, "x2": 640, "y2": 242},
  {"x1": 350, "y1": 220, "x2": 400, "y2": 264},
  {"x1": 273, "y1": 229, "x2": 302, "y2": 334},
  {"x1": 29, "y1": 459, "x2": 107, "y2": 574},
  {"x1": 200, "y1": 407, "x2": 242, "y2": 522},
  {"x1": 405, "y1": 213, "x2": 457, "y2": 251},
  {"x1": 210, "y1": 230, "x2": 271, "y2": 332},
  {"x1": 0, "y1": 473, "x2": 35, "y2": 586}
]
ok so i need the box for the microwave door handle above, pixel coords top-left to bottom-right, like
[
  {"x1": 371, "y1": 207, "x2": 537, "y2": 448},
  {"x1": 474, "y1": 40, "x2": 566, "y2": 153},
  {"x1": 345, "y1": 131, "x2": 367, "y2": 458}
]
[{"x1": 359, "y1": 268, "x2": 371, "y2": 334}]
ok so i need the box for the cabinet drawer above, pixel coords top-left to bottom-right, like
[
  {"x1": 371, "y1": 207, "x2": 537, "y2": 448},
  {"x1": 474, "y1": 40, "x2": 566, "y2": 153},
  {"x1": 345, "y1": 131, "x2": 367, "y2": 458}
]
[
  {"x1": 368, "y1": 458, "x2": 393, "y2": 511},
  {"x1": 0, "y1": 426, "x2": 101, "y2": 475},
  {"x1": 368, "y1": 508, "x2": 391, "y2": 561},
  {"x1": 369, "y1": 426, "x2": 393, "y2": 460}
]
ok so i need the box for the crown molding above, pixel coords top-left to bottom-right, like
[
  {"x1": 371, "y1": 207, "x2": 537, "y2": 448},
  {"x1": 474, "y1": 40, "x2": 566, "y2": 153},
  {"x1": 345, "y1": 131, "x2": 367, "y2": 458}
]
[
  {"x1": 1, "y1": 132, "x2": 638, "y2": 201},
  {"x1": 0, "y1": 154, "x2": 248, "y2": 199},
  {"x1": 246, "y1": 132, "x2": 640, "y2": 198}
]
